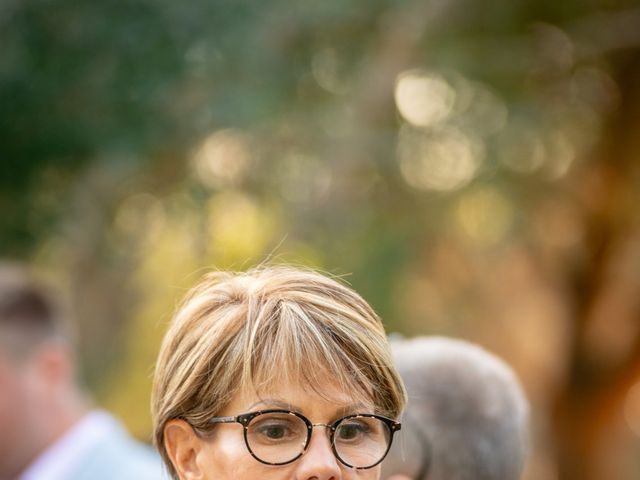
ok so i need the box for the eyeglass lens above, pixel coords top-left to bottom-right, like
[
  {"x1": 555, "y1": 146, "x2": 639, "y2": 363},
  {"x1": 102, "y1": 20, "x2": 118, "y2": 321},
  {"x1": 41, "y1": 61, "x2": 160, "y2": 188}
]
[{"x1": 245, "y1": 412, "x2": 392, "y2": 468}]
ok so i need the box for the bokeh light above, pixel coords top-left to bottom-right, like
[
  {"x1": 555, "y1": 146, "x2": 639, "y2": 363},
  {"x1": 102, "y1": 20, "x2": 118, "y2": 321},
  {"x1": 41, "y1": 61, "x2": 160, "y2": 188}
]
[
  {"x1": 192, "y1": 129, "x2": 253, "y2": 189},
  {"x1": 497, "y1": 124, "x2": 547, "y2": 174},
  {"x1": 398, "y1": 126, "x2": 484, "y2": 191},
  {"x1": 394, "y1": 70, "x2": 456, "y2": 128},
  {"x1": 452, "y1": 79, "x2": 509, "y2": 136}
]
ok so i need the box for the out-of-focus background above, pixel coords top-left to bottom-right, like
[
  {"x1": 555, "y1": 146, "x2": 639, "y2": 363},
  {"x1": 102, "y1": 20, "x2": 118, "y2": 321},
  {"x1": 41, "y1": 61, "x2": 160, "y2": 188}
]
[{"x1": 1, "y1": 0, "x2": 639, "y2": 478}]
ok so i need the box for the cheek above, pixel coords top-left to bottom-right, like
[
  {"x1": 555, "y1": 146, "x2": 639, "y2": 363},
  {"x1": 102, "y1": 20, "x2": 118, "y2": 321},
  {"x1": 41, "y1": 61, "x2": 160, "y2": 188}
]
[
  {"x1": 198, "y1": 430, "x2": 298, "y2": 480},
  {"x1": 0, "y1": 370, "x2": 29, "y2": 462},
  {"x1": 198, "y1": 428, "x2": 250, "y2": 479},
  {"x1": 197, "y1": 434, "x2": 231, "y2": 478},
  {"x1": 0, "y1": 371, "x2": 28, "y2": 420},
  {"x1": 345, "y1": 464, "x2": 381, "y2": 480}
]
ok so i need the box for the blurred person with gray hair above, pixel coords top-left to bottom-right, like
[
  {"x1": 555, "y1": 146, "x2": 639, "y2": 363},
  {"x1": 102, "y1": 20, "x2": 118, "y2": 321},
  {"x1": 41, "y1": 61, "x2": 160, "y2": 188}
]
[
  {"x1": 382, "y1": 336, "x2": 529, "y2": 480},
  {"x1": 0, "y1": 261, "x2": 163, "y2": 480}
]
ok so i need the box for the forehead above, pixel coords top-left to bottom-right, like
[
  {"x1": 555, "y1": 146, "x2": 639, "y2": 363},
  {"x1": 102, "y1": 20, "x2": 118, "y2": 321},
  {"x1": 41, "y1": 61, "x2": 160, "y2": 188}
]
[
  {"x1": 226, "y1": 374, "x2": 375, "y2": 417},
  {"x1": 246, "y1": 344, "x2": 377, "y2": 409},
  {"x1": 0, "y1": 326, "x2": 39, "y2": 358}
]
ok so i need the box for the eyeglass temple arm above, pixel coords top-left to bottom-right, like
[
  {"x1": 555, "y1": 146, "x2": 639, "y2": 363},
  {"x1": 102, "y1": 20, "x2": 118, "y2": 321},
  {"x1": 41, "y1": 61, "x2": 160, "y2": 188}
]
[{"x1": 208, "y1": 416, "x2": 237, "y2": 424}]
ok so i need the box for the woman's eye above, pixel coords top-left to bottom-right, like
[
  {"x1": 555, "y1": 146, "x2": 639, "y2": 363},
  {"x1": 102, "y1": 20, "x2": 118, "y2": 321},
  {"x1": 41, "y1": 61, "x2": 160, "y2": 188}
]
[
  {"x1": 258, "y1": 424, "x2": 288, "y2": 439},
  {"x1": 337, "y1": 422, "x2": 369, "y2": 440}
]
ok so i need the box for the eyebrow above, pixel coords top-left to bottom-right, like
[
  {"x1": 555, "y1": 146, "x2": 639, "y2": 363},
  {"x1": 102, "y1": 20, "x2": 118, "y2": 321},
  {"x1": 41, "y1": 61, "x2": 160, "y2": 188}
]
[{"x1": 247, "y1": 399, "x2": 371, "y2": 417}]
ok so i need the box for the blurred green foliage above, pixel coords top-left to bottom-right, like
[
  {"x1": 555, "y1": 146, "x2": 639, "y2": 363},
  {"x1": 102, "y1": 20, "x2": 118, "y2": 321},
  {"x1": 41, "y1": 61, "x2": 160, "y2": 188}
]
[{"x1": 2, "y1": 0, "x2": 640, "y2": 478}]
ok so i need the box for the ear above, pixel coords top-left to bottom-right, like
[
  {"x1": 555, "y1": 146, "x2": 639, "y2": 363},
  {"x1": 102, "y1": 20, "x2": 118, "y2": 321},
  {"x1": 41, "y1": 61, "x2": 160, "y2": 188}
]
[{"x1": 164, "y1": 419, "x2": 206, "y2": 480}]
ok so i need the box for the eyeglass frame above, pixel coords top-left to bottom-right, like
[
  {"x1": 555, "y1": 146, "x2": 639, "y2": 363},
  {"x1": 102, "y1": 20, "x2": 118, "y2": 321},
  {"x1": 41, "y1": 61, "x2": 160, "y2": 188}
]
[{"x1": 204, "y1": 408, "x2": 402, "y2": 469}]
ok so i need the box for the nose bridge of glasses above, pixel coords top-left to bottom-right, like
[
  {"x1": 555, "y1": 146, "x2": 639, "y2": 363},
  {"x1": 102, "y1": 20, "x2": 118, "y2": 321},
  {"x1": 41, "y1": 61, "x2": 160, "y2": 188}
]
[
  {"x1": 310, "y1": 422, "x2": 333, "y2": 430},
  {"x1": 304, "y1": 422, "x2": 335, "y2": 446},
  {"x1": 302, "y1": 422, "x2": 337, "y2": 456}
]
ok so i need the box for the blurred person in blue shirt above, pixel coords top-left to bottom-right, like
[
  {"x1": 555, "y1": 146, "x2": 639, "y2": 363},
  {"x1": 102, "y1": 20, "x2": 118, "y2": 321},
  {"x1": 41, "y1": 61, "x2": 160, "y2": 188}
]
[{"x1": 0, "y1": 261, "x2": 163, "y2": 480}]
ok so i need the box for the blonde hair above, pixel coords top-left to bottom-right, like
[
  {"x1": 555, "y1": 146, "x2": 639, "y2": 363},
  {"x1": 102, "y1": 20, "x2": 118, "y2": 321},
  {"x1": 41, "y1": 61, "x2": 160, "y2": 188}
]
[{"x1": 151, "y1": 266, "x2": 406, "y2": 477}]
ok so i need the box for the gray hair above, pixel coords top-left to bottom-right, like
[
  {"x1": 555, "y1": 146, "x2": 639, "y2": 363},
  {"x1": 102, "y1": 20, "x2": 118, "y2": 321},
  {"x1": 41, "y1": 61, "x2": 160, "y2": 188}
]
[{"x1": 382, "y1": 336, "x2": 529, "y2": 480}]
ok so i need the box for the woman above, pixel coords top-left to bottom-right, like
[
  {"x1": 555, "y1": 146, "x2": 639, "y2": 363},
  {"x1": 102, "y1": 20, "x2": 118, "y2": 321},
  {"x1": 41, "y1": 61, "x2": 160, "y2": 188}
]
[{"x1": 152, "y1": 266, "x2": 406, "y2": 479}]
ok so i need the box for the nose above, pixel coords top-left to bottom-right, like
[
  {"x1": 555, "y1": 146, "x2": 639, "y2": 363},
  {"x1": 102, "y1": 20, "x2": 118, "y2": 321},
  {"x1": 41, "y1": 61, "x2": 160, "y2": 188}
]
[{"x1": 295, "y1": 426, "x2": 341, "y2": 480}]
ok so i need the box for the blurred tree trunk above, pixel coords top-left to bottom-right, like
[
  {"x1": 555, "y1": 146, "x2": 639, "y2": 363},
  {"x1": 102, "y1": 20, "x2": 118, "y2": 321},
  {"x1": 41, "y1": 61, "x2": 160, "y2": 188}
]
[{"x1": 552, "y1": 54, "x2": 640, "y2": 480}]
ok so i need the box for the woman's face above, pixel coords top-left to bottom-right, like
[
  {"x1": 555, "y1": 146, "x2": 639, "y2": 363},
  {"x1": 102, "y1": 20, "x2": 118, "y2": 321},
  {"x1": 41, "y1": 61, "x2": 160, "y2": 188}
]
[{"x1": 167, "y1": 378, "x2": 384, "y2": 480}]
